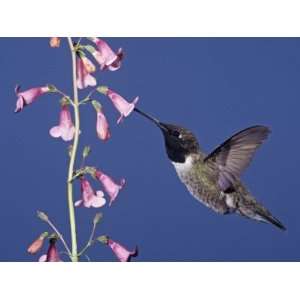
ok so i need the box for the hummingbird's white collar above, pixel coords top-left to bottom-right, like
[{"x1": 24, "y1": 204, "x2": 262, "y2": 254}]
[{"x1": 172, "y1": 155, "x2": 194, "y2": 173}]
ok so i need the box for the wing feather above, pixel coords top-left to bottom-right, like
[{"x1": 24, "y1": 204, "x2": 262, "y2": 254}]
[{"x1": 204, "y1": 126, "x2": 271, "y2": 191}]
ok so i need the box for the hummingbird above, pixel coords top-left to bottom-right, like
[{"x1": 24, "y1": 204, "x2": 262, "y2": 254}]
[{"x1": 134, "y1": 107, "x2": 286, "y2": 231}]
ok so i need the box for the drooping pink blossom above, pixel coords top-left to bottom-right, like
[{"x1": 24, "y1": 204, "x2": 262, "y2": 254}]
[
  {"x1": 39, "y1": 238, "x2": 61, "y2": 262},
  {"x1": 49, "y1": 105, "x2": 75, "y2": 141},
  {"x1": 90, "y1": 37, "x2": 124, "y2": 71},
  {"x1": 103, "y1": 88, "x2": 139, "y2": 124},
  {"x1": 96, "y1": 109, "x2": 111, "y2": 141},
  {"x1": 15, "y1": 85, "x2": 50, "y2": 113},
  {"x1": 75, "y1": 177, "x2": 106, "y2": 208},
  {"x1": 107, "y1": 239, "x2": 138, "y2": 262},
  {"x1": 76, "y1": 56, "x2": 97, "y2": 89},
  {"x1": 95, "y1": 169, "x2": 125, "y2": 206}
]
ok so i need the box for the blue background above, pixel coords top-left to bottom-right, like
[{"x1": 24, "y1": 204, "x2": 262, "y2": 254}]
[{"x1": 2, "y1": 38, "x2": 300, "y2": 261}]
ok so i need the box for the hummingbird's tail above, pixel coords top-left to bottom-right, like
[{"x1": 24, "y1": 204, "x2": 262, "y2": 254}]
[{"x1": 236, "y1": 193, "x2": 286, "y2": 231}]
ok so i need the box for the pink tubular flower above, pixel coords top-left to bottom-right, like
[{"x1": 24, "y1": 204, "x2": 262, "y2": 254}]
[
  {"x1": 49, "y1": 105, "x2": 75, "y2": 141},
  {"x1": 91, "y1": 37, "x2": 123, "y2": 71},
  {"x1": 96, "y1": 109, "x2": 111, "y2": 141},
  {"x1": 76, "y1": 56, "x2": 97, "y2": 89},
  {"x1": 27, "y1": 232, "x2": 48, "y2": 255},
  {"x1": 102, "y1": 88, "x2": 139, "y2": 124},
  {"x1": 108, "y1": 239, "x2": 138, "y2": 262},
  {"x1": 15, "y1": 85, "x2": 50, "y2": 113},
  {"x1": 75, "y1": 177, "x2": 106, "y2": 208},
  {"x1": 39, "y1": 238, "x2": 61, "y2": 262},
  {"x1": 95, "y1": 169, "x2": 125, "y2": 206}
]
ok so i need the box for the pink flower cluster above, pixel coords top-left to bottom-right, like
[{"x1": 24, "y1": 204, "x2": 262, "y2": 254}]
[
  {"x1": 76, "y1": 168, "x2": 125, "y2": 209},
  {"x1": 20, "y1": 37, "x2": 139, "y2": 262}
]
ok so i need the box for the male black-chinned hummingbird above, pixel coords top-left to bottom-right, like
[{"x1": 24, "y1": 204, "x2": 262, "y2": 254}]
[{"x1": 134, "y1": 107, "x2": 286, "y2": 231}]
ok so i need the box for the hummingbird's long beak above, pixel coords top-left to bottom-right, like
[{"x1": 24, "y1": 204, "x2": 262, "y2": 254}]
[{"x1": 134, "y1": 107, "x2": 167, "y2": 132}]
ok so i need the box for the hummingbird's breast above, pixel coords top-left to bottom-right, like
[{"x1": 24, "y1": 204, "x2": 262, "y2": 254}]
[{"x1": 171, "y1": 154, "x2": 230, "y2": 214}]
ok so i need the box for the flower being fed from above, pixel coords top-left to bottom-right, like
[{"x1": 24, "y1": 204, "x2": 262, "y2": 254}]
[
  {"x1": 98, "y1": 86, "x2": 139, "y2": 124},
  {"x1": 88, "y1": 37, "x2": 124, "y2": 71},
  {"x1": 49, "y1": 104, "x2": 75, "y2": 141},
  {"x1": 92, "y1": 100, "x2": 111, "y2": 141},
  {"x1": 15, "y1": 85, "x2": 50, "y2": 113},
  {"x1": 76, "y1": 54, "x2": 97, "y2": 89},
  {"x1": 75, "y1": 177, "x2": 106, "y2": 208},
  {"x1": 94, "y1": 168, "x2": 125, "y2": 206},
  {"x1": 103, "y1": 237, "x2": 137, "y2": 262},
  {"x1": 39, "y1": 238, "x2": 61, "y2": 262}
]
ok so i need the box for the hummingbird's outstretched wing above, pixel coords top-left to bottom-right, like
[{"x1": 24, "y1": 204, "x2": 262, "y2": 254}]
[{"x1": 204, "y1": 126, "x2": 271, "y2": 191}]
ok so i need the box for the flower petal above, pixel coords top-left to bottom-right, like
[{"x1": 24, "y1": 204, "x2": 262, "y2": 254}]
[
  {"x1": 61, "y1": 126, "x2": 76, "y2": 142},
  {"x1": 49, "y1": 126, "x2": 62, "y2": 138},
  {"x1": 91, "y1": 194, "x2": 106, "y2": 208},
  {"x1": 15, "y1": 96, "x2": 25, "y2": 113},
  {"x1": 39, "y1": 254, "x2": 47, "y2": 262},
  {"x1": 74, "y1": 200, "x2": 83, "y2": 207}
]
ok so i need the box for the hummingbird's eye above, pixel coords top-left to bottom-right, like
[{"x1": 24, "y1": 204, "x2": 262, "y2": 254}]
[{"x1": 172, "y1": 130, "x2": 181, "y2": 138}]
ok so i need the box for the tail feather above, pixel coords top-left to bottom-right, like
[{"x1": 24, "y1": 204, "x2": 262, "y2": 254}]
[{"x1": 235, "y1": 192, "x2": 286, "y2": 231}]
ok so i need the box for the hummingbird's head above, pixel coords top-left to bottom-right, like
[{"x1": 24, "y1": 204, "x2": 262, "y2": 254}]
[{"x1": 134, "y1": 108, "x2": 200, "y2": 163}]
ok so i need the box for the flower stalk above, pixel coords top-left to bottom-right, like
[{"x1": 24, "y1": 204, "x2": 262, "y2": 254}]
[
  {"x1": 67, "y1": 37, "x2": 80, "y2": 262},
  {"x1": 78, "y1": 213, "x2": 102, "y2": 256}
]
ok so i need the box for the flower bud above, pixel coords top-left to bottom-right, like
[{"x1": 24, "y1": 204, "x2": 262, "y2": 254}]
[
  {"x1": 37, "y1": 211, "x2": 49, "y2": 222},
  {"x1": 83, "y1": 146, "x2": 91, "y2": 159},
  {"x1": 50, "y1": 37, "x2": 61, "y2": 48},
  {"x1": 93, "y1": 212, "x2": 103, "y2": 225}
]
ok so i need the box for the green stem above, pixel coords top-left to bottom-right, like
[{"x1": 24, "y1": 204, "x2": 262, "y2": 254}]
[
  {"x1": 78, "y1": 221, "x2": 97, "y2": 257},
  {"x1": 45, "y1": 217, "x2": 72, "y2": 257},
  {"x1": 67, "y1": 37, "x2": 80, "y2": 262}
]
